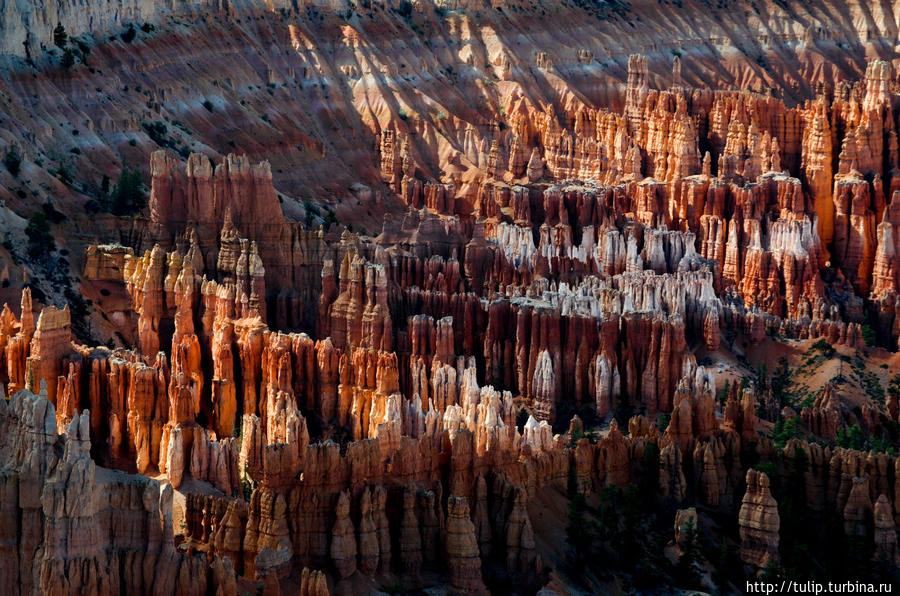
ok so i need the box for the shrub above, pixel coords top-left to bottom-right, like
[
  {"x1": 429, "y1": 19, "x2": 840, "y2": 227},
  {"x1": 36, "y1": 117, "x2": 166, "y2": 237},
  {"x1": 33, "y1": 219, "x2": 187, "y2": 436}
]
[
  {"x1": 3, "y1": 148, "x2": 21, "y2": 177},
  {"x1": 861, "y1": 323, "x2": 875, "y2": 347},
  {"x1": 656, "y1": 413, "x2": 670, "y2": 434},
  {"x1": 42, "y1": 201, "x2": 66, "y2": 224},
  {"x1": 53, "y1": 23, "x2": 68, "y2": 48},
  {"x1": 811, "y1": 338, "x2": 835, "y2": 356},
  {"x1": 110, "y1": 166, "x2": 145, "y2": 215},
  {"x1": 566, "y1": 492, "x2": 592, "y2": 573},
  {"x1": 25, "y1": 211, "x2": 55, "y2": 258},
  {"x1": 143, "y1": 121, "x2": 169, "y2": 146},
  {"x1": 202, "y1": 99, "x2": 214, "y2": 112},
  {"x1": 62, "y1": 48, "x2": 75, "y2": 69},
  {"x1": 122, "y1": 24, "x2": 136, "y2": 43},
  {"x1": 772, "y1": 416, "x2": 801, "y2": 449},
  {"x1": 56, "y1": 165, "x2": 72, "y2": 186},
  {"x1": 75, "y1": 39, "x2": 90, "y2": 57}
]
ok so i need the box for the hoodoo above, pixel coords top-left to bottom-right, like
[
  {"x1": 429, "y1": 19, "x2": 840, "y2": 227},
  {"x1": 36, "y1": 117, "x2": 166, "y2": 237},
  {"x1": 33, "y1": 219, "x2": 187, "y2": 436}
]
[{"x1": 2, "y1": 0, "x2": 900, "y2": 592}]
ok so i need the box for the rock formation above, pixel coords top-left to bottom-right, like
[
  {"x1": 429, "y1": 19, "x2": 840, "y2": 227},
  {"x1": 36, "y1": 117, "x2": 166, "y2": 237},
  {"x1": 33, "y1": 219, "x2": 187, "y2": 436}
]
[
  {"x1": 739, "y1": 469, "x2": 780, "y2": 569},
  {"x1": 3, "y1": 1, "x2": 900, "y2": 590}
]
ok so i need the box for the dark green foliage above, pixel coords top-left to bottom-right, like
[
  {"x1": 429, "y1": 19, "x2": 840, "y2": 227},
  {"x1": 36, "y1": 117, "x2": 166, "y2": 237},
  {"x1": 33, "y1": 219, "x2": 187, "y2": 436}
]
[
  {"x1": 303, "y1": 200, "x2": 320, "y2": 228},
  {"x1": 53, "y1": 23, "x2": 68, "y2": 48},
  {"x1": 836, "y1": 424, "x2": 864, "y2": 450},
  {"x1": 861, "y1": 323, "x2": 875, "y2": 347},
  {"x1": 56, "y1": 165, "x2": 72, "y2": 186},
  {"x1": 202, "y1": 99, "x2": 214, "y2": 112},
  {"x1": 140, "y1": 23, "x2": 155, "y2": 33},
  {"x1": 110, "y1": 167, "x2": 145, "y2": 215},
  {"x1": 656, "y1": 413, "x2": 670, "y2": 434},
  {"x1": 761, "y1": 560, "x2": 786, "y2": 582},
  {"x1": 143, "y1": 121, "x2": 169, "y2": 146},
  {"x1": 565, "y1": 492, "x2": 592, "y2": 573},
  {"x1": 712, "y1": 539, "x2": 731, "y2": 591},
  {"x1": 380, "y1": 580, "x2": 405, "y2": 595},
  {"x1": 100, "y1": 174, "x2": 110, "y2": 196},
  {"x1": 565, "y1": 419, "x2": 585, "y2": 450},
  {"x1": 755, "y1": 363, "x2": 768, "y2": 389},
  {"x1": 770, "y1": 357, "x2": 790, "y2": 406},
  {"x1": 675, "y1": 518, "x2": 701, "y2": 588},
  {"x1": 75, "y1": 39, "x2": 90, "y2": 57},
  {"x1": 716, "y1": 379, "x2": 730, "y2": 406},
  {"x1": 890, "y1": 374, "x2": 900, "y2": 400},
  {"x1": 322, "y1": 208, "x2": 339, "y2": 232},
  {"x1": 121, "y1": 24, "x2": 136, "y2": 43},
  {"x1": 397, "y1": 0, "x2": 413, "y2": 17},
  {"x1": 613, "y1": 399, "x2": 632, "y2": 430},
  {"x1": 42, "y1": 202, "x2": 66, "y2": 224},
  {"x1": 25, "y1": 211, "x2": 55, "y2": 259},
  {"x1": 3, "y1": 148, "x2": 21, "y2": 177},
  {"x1": 638, "y1": 442, "x2": 660, "y2": 498},
  {"x1": 811, "y1": 338, "x2": 835, "y2": 356},
  {"x1": 772, "y1": 416, "x2": 801, "y2": 449},
  {"x1": 61, "y1": 48, "x2": 75, "y2": 68}
]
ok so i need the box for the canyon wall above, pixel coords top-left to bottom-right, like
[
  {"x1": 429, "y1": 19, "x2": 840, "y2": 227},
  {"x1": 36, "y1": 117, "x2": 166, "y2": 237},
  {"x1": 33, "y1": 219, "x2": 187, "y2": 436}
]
[{"x1": 3, "y1": 0, "x2": 900, "y2": 591}]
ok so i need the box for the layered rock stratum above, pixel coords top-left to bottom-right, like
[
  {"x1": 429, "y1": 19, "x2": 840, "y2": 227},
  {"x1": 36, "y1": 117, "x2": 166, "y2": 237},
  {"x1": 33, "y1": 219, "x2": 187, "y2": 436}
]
[{"x1": 3, "y1": 0, "x2": 900, "y2": 593}]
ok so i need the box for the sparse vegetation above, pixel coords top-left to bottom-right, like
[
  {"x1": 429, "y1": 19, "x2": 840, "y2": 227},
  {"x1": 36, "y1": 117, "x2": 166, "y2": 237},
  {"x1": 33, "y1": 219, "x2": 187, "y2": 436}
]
[
  {"x1": 772, "y1": 416, "x2": 802, "y2": 448},
  {"x1": 3, "y1": 148, "x2": 21, "y2": 177},
  {"x1": 25, "y1": 211, "x2": 55, "y2": 259},
  {"x1": 836, "y1": 424, "x2": 865, "y2": 450},
  {"x1": 121, "y1": 24, "x2": 136, "y2": 43},
  {"x1": 109, "y1": 166, "x2": 145, "y2": 215},
  {"x1": 861, "y1": 323, "x2": 875, "y2": 347},
  {"x1": 53, "y1": 23, "x2": 68, "y2": 48},
  {"x1": 62, "y1": 48, "x2": 76, "y2": 69}
]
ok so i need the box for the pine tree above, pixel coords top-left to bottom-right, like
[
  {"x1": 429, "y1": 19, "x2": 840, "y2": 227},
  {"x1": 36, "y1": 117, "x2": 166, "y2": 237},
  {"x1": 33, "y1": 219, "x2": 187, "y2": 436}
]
[
  {"x1": 53, "y1": 23, "x2": 68, "y2": 48},
  {"x1": 676, "y1": 518, "x2": 701, "y2": 587},
  {"x1": 110, "y1": 166, "x2": 145, "y2": 215},
  {"x1": 566, "y1": 492, "x2": 592, "y2": 574},
  {"x1": 61, "y1": 48, "x2": 75, "y2": 69}
]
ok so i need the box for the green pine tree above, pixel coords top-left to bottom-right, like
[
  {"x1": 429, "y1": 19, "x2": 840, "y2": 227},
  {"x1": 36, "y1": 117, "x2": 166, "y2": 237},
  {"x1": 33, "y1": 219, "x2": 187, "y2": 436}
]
[{"x1": 53, "y1": 23, "x2": 68, "y2": 48}]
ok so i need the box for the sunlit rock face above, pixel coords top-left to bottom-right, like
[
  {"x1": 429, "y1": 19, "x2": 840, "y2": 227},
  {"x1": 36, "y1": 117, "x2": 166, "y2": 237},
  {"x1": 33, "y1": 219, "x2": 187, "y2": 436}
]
[{"x1": 5, "y1": 0, "x2": 900, "y2": 592}]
